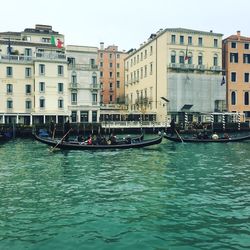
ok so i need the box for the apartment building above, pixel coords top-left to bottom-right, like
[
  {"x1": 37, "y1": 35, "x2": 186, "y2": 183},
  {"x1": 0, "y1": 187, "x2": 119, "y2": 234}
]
[
  {"x1": 223, "y1": 31, "x2": 250, "y2": 121},
  {"x1": 66, "y1": 45, "x2": 100, "y2": 123},
  {"x1": 98, "y1": 43, "x2": 127, "y2": 105},
  {"x1": 125, "y1": 28, "x2": 226, "y2": 124},
  {"x1": 0, "y1": 24, "x2": 68, "y2": 125}
]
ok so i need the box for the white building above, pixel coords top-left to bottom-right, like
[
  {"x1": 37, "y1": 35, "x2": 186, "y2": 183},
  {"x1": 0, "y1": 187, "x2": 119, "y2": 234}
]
[
  {"x1": 66, "y1": 45, "x2": 100, "y2": 123},
  {"x1": 0, "y1": 24, "x2": 69, "y2": 125}
]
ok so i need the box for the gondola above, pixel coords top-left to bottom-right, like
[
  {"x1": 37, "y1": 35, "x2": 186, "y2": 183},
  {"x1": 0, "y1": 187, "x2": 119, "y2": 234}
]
[
  {"x1": 34, "y1": 133, "x2": 162, "y2": 150},
  {"x1": 164, "y1": 134, "x2": 250, "y2": 143}
]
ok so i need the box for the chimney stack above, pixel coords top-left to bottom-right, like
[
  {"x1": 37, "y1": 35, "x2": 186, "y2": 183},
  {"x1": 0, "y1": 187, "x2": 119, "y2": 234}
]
[
  {"x1": 237, "y1": 30, "x2": 241, "y2": 41},
  {"x1": 100, "y1": 42, "x2": 104, "y2": 50}
]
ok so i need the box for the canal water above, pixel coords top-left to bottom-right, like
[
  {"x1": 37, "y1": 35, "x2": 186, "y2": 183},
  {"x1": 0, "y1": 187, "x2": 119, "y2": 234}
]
[{"x1": 0, "y1": 137, "x2": 250, "y2": 250}]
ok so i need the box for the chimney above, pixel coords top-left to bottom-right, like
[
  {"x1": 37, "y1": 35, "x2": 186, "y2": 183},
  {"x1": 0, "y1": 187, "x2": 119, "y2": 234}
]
[
  {"x1": 237, "y1": 30, "x2": 241, "y2": 41},
  {"x1": 100, "y1": 42, "x2": 104, "y2": 50}
]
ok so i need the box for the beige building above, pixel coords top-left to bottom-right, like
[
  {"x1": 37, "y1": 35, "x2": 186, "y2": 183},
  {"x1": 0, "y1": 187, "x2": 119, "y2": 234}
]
[
  {"x1": 125, "y1": 28, "x2": 226, "y2": 125},
  {"x1": 223, "y1": 31, "x2": 250, "y2": 121},
  {"x1": 0, "y1": 24, "x2": 69, "y2": 125}
]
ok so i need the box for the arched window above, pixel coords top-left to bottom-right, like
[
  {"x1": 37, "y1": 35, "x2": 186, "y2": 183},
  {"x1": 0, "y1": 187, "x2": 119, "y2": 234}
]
[
  {"x1": 171, "y1": 50, "x2": 176, "y2": 63},
  {"x1": 244, "y1": 92, "x2": 249, "y2": 105},
  {"x1": 179, "y1": 51, "x2": 184, "y2": 64},
  {"x1": 213, "y1": 54, "x2": 218, "y2": 66},
  {"x1": 231, "y1": 91, "x2": 236, "y2": 105},
  {"x1": 198, "y1": 53, "x2": 203, "y2": 65}
]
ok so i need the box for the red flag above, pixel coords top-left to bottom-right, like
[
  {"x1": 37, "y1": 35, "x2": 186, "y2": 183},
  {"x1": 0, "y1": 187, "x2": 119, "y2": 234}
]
[{"x1": 57, "y1": 39, "x2": 63, "y2": 48}]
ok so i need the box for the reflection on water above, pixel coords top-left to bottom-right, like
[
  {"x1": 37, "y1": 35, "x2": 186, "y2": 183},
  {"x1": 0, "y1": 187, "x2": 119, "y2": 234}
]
[{"x1": 0, "y1": 138, "x2": 250, "y2": 249}]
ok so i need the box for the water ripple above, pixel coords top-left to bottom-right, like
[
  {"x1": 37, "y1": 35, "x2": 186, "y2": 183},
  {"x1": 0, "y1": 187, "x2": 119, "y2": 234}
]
[{"x1": 0, "y1": 139, "x2": 250, "y2": 249}]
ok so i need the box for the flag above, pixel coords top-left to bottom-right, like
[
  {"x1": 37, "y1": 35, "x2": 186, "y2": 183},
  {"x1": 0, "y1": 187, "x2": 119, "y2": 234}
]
[
  {"x1": 51, "y1": 36, "x2": 56, "y2": 45},
  {"x1": 221, "y1": 76, "x2": 226, "y2": 86},
  {"x1": 57, "y1": 39, "x2": 63, "y2": 48},
  {"x1": 7, "y1": 38, "x2": 12, "y2": 55},
  {"x1": 185, "y1": 46, "x2": 189, "y2": 61}
]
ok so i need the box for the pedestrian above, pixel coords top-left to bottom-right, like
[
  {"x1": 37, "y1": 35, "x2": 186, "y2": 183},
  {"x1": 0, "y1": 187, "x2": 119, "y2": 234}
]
[{"x1": 170, "y1": 119, "x2": 176, "y2": 136}]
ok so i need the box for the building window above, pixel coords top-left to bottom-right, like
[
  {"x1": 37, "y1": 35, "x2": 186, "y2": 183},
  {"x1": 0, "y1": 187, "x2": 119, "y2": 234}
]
[
  {"x1": 92, "y1": 72, "x2": 97, "y2": 84},
  {"x1": 39, "y1": 97, "x2": 45, "y2": 108},
  {"x1": 24, "y1": 48, "x2": 32, "y2": 56},
  {"x1": 39, "y1": 82, "x2": 45, "y2": 92},
  {"x1": 244, "y1": 43, "x2": 249, "y2": 50},
  {"x1": 7, "y1": 99, "x2": 13, "y2": 109},
  {"x1": 244, "y1": 73, "x2": 249, "y2": 83},
  {"x1": 109, "y1": 95, "x2": 113, "y2": 102},
  {"x1": 92, "y1": 93, "x2": 97, "y2": 105},
  {"x1": 109, "y1": 54, "x2": 112, "y2": 59},
  {"x1": 100, "y1": 53, "x2": 103, "y2": 58},
  {"x1": 100, "y1": 71, "x2": 103, "y2": 77},
  {"x1": 171, "y1": 35, "x2": 176, "y2": 44},
  {"x1": 141, "y1": 52, "x2": 143, "y2": 61},
  {"x1": 72, "y1": 72, "x2": 77, "y2": 85},
  {"x1": 198, "y1": 55, "x2": 203, "y2": 65},
  {"x1": 92, "y1": 111, "x2": 97, "y2": 122},
  {"x1": 230, "y1": 53, "x2": 238, "y2": 63},
  {"x1": 150, "y1": 46, "x2": 153, "y2": 55},
  {"x1": 231, "y1": 91, "x2": 236, "y2": 105},
  {"x1": 58, "y1": 98, "x2": 64, "y2": 108},
  {"x1": 109, "y1": 62, "x2": 113, "y2": 68},
  {"x1": 231, "y1": 72, "x2": 237, "y2": 82},
  {"x1": 116, "y1": 81, "x2": 120, "y2": 88},
  {"x1": 80, "y1": 111, "x2": 88, "y2": 122},
  {"x1": 244, "y1": 92, "x2": 249, "y2": 105},
  {"x1": 144, "y1": 65, "x2": 147, "y2": 77},
  {"x1": 71, "y1": 111, "x2": 77, "y2": 122},
  {"x1": 25, "y1": 84, "x2": 31, "y2": 94},
  {"x1": 39, "y1": 64, "x2": 45, "y2": 75},
  {"x1": 25, "y1": 67, "x2": 32, "y2": 77},
  {"x1": 243, "y1": 54, "x2": 250, "y2": 64},
  {"x1": 231, "y1": 42, "x2": 237, "y2": 48},
  {"x1": 140, "y1": 67, "x2": 143, "y2": 79},
  {"x1": 71, "y1": 92, "x2": 77, "y2": 104},
  {"x1": 25, "y1": 100, "x2": 32, "y2": 109},
  {"x1": 117, "y1": 54, "x2": 120, "y2": 59},
  {"x1": 144, "y1": 50, "x2": 147, "y2": 59},
  {"x1": 109, "y1": 82, "x2": 113, "y2": 90},
  {"x1": 109, "y1": 72, "x2": 112, "y2": 78},
  {"x1": 150, "y1": 62, "x2": 153, "y2": 75},
  {"x1": 7, "y1": 84, "x2": 13, "y2": 94},
  {"x1": 188, "y1": 36, "x2": 192, "y2": 45},
  {"x1": 198, "y1": 37, "x2": 203, "y2": 46},
  {"x1": 58, "y1": 82, "x2": 63, "y2": 93},
  {"x1": 214, "y1": 39, "x2": 218, "y2": 48},
  {"x1": 213, "y1": 55, "x2": 218, "y2": 66},
  {"x1": 6, "y1": 67, "x2": 13, "y2": 77},
  {"x1": 180, "y1": 35, "x2": 184, "y2": 44},
  {"x1": 117, "y1": 63, "x2": 120, "y2": 68},
  {"x1": 58, "y1": 65, "x2": 64, "y2": 75},
  {"x1": 100, "y1": 61, "x2": 103, "y2": 67},
  {"x1": 117, "y1": 72, "x2": 120, "y2": 78},
  {"x1": 171, "y1": 51, "x2": 176, "y2": 63}
]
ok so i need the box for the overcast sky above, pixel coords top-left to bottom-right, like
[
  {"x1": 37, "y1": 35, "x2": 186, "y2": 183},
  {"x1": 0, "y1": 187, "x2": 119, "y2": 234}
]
[{"x1": 1, "y1": 0, "x2": 249, "y2": 51}]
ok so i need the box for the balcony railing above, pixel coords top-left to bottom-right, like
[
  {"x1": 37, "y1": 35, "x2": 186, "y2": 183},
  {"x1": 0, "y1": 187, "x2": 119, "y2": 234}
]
[
  {"x1": 0, "y1": 54, "x2": 33, "y2": 62},
  {"x1": 68, "y1": 64, "x2": 98, "y2": 71}
]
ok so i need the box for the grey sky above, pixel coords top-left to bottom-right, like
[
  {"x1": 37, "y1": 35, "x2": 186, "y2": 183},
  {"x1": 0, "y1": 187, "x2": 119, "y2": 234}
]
[{"x1": 1, "y1": 0, "x2": 249, "y2": 51}]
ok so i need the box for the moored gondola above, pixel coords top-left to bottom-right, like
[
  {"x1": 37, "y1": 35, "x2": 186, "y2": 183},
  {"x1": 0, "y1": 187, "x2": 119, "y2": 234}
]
[
  {"x1": 164, "y1": 134, "x2": 250, "y2": 143},
  {"x1": 34, "y1": 133, "x2": 162, "y2": 150}
]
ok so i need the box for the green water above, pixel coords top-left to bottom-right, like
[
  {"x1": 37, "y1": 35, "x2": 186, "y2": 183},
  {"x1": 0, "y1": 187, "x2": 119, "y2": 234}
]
[{"x1": 0, "y1": 138, "x2": 250, "y2": 250}]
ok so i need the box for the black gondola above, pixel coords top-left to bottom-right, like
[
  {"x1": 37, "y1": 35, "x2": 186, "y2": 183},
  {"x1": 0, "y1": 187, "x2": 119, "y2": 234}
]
[
  {"x1": 164, "y1": 134, "x2": 250, "y2": 143},
  {"x1": 34, "y1": 134, "x2": 162, "y2": 150}
]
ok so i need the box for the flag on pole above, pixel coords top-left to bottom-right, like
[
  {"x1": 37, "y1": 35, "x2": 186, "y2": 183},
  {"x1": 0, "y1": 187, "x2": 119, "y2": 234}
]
[
  {"x1": 7, "y1": 38, "x2": 12, "y2": 55},
  {"x1": 51, "y1": 36, "x2": 56, "y2": 45},
  {"x1": 57, "y1": 39, "x2": 63, "y2": 48},
  {"x1": 221, "y1": 76, "x2": 226, "y2": 86}
]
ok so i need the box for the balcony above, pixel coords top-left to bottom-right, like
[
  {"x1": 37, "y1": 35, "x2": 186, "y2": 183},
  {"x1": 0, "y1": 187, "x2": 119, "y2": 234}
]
[
  {"x1": 35, "y1": 52, "x2": 66, "y2": 61},
  {"x1": 210, "y1": 66, "x2": 222, "y2": 72},
  {"x1": 0, "y1": 54, "x2": 33, "y2": 63},
  {"x1": 197, "y1": 65, "x2": 205, "y2": 71},
  {"x1": 69, "y1": 83, "x2": 79, "y2": 89},
  {"x1": 68, "y1": 64, "x2": 98, "y2": 71}
]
